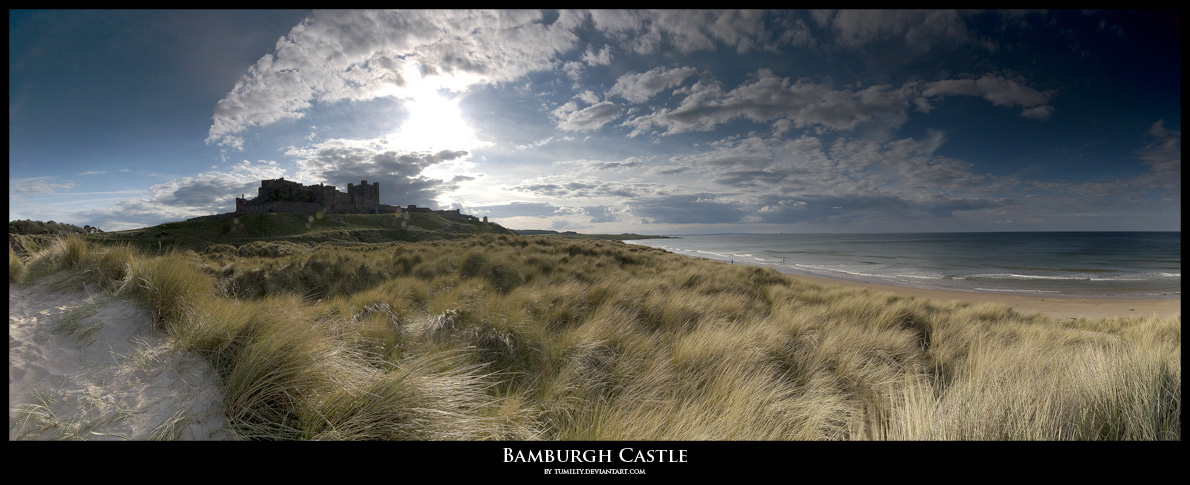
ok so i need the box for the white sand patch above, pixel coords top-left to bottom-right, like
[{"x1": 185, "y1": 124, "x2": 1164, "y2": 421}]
[{"x1": 9, "y1": 282, "x2": 232, "y2": 440}]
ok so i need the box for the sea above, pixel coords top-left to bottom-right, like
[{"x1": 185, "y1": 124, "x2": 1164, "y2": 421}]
[{"x1": 625, "y1": 232, "x2": 1181, "y2": 298}]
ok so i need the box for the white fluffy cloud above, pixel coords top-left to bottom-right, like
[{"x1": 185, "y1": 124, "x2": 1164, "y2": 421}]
[
  {"x1": 623, "y1": 69, "x2": 913, "y2": 136},
  {"x1": 208, "y1": 10, "x2": 587, "y2": 149},
  {"x1": 608, "y1": 66, "x2": 699, "y2": 104},
  {"x1": 553, "y1": 101, "x2": 624, "y2": 132},
  {"x1": 919, "y1": 74, "x2": 1054, "y2": 120},
  {"x1": 622, "y1": 69, "x2": 1058, "y2": 137},
  {"x1": 589, "y1": 9, "x2": 768, "y2": 55}
]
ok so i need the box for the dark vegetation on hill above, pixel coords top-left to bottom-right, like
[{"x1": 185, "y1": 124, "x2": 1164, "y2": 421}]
[
  {"x1": 9, "y1": 220, "x2": 104, "y2": 261},
  {"x1": 78, "y1": 212, "x2": 516, "y2": 254},
  {"x1": 10, "y1": 219, "x2": 102, "y2": 235}
]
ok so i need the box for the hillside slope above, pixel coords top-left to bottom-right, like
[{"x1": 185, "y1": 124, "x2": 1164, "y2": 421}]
[{"x1": 83, "y1": 212, "x2": 515, "y2": 252}]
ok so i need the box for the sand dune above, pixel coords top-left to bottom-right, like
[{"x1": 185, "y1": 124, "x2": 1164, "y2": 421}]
[
  {"x1": 9, "y1": 282, "x2": 231, "y2": 440},
  {"x1": 9, "y1": 257, "x2": 1177, "y2": 441}
]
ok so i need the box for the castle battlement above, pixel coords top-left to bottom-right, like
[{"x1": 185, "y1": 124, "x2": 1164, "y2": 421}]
[
  {"x1": 235, "y1": 178, "x2": 382, "y2": 215},
  {"x1": 185, "y1": 178, "x2": 480, "y2": 222}
]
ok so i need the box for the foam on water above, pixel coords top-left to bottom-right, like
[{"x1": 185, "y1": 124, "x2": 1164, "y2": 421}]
[{"x1": 628, "y1": 232, "x2": 1181, "y2": 298}]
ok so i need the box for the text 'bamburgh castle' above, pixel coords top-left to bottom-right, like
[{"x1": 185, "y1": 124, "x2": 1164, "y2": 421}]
[{"x1": 218, "y1": 178, "x2": 481, "y2": 221}]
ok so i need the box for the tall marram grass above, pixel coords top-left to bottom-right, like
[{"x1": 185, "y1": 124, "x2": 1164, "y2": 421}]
[
  {"x1": 10, "y1": 246, "x2": 26, "y2": 283},
  {"x1": 12, "y1": 233, "x2": 1180, "y2": 440}
]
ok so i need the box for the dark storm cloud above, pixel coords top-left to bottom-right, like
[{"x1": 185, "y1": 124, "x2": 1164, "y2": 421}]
[
  {"x1": 293, "y1": 144, "x2": 469, "y2": 208},
  {"x1": 584, "y1": 205, "x2": 622, "y2": 223}
]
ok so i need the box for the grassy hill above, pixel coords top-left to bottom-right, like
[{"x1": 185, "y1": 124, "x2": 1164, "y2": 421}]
[{"x1": 83, "y1": 212, "x2": 515, "y2": 253}]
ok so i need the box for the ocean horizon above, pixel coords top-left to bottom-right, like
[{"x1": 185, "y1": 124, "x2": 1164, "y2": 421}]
[{"x1": 625, "y1": 231, "x2": 1181, "y2": 299}]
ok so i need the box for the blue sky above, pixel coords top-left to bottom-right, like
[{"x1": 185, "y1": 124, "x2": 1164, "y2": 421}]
[{"x1": 9, "y1": 9, "x2": 1181, "y2": 233}]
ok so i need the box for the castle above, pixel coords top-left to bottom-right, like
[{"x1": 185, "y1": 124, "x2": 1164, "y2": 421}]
[
  {"x1": 235, "y1": 178, "x2": 389, "y2": 215},
  {"x1": 187, "y1": 178, "x2": 484, "y2": 222}
]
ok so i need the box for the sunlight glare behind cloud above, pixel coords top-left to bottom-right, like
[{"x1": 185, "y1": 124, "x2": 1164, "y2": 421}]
[{"x1": 390, "y1": 62, "x2": 490, "y2": 154}]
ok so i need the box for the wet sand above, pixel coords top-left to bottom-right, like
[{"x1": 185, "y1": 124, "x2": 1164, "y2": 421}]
[{"x1": 775, "y1": 269, "x2": 1181, "y2": 321}]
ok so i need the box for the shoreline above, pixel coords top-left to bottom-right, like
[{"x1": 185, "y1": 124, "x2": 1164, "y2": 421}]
[
  {"x1": 638, "y1": 245, "x2": 1181, "y2": 321},
  {"x1": 771, "y1": 268, "x2": 1180, "y2": 321}
]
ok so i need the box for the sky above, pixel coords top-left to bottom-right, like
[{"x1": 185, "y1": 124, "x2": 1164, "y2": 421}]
[{"x1": 9, "y1": 9, "x2": 1181, "y2": 233}]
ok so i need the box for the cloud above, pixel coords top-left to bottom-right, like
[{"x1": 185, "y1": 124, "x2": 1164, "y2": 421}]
[
  {"x1": 70, "y1": 160, "x2": 286, "y2": 230},
  {"x1": 9, "y1": 176, "x2": 76, "y2": 195},
  {"x1": 666, "y1": 135, "x2": 832, "y2": 191},
  {"x1": 1134, "y1": 120, "x2": 1181, "y2": 187},
  {"x1": 753, "y1": 193, "x2": 1008, "y2": 225},
  {"x1": 148, "y1": 161, "x2": 285, "y2": 212},
  {"x1": 550, "y1": 156, "x2": 647, "y2": 172},
  {"x1": 290, "y1": 139, "x2": 470, "y2": 208},
  {"x1": 583, "y1": 205, "x2": 624, "y2": 223},
  {"x1": 920, "y1": 74, "x2": 1054, "y2": 119},
  {"x1": 589, "y1": 9, "x2": 768, "y2": 55},
  {"x1": 629, "y1": 193, "x2": 748, "y2": 224},
  {"x1": 623, "y1": 69, "x2": 913, "y2": 136},
  {"x1": 1033, "y1": 120, "x2": 1181, "y2": 198},
  {"x1": 581, "y1": 45, "x2": 612, "y2": 66},
  {"x1": 624, "y1": 68, "x2": 1059, "y2": 137},
  {"x1": 208, "y1": 9, "x2": 588, "y2": 149},
  {"x1": 470, "y1": 201, "x2": 565, "y2": 219},
  {"x1": 608, "y1": 66, "x2": 699, "y2": 103},
  {"x1": 515, "y1": 136, "x2": 555, "y2": 151},
  {"x1": 1020, "y1": 105, "x2": 1055, "y2": 120},
  {"x1": 512, "y1": 179, "x2": 652, "y2": 199},
  {"x1": 822, "y1": 9, "x2": 970, "y2": 52},
  {"x1": 553, "y1": 101, "x2": 624, "y2": 131}
]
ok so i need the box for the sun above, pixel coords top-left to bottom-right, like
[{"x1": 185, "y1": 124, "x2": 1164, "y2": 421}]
[
  {"x1": 390, "y1": 63, "x2": 488, "y2": 153},
  {"x1": 401, "y1": 94, "x2": 472, "y2": 151}
]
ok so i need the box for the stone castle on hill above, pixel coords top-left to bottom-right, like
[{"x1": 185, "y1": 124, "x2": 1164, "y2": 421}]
[
  {"x1": 189, "y1": 178, "x2": 484, "y2": 222},
  {"x1": 236, "y1": 178, "x2": 387, "y2": 215}
]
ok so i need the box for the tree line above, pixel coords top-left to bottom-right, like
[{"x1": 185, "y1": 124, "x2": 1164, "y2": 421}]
[{"x1": 9, "y1": 219, "x2": 103, "y2": 235}]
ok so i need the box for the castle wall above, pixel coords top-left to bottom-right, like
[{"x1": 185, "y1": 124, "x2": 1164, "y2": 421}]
[
  {"x1": 199, "y1": 178, "x2": 487, "y2": 223},
  {"x1": 237, "y1": 178, "x2": 381, "y2": 215},
  {"x1": 237, "y1": 200, "x2": 325, "y2": 215}
]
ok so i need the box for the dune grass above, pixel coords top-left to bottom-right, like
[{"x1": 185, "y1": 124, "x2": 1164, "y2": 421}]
[
  {"x1": 11, "y1": 233, "x2": 1180, "y2": 440},
  {"x1": 10, "y1": 246, "x2": 27, "y2": 283}
]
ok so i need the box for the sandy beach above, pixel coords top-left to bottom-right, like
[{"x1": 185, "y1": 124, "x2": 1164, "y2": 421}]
[
  {"x1": 774, "y1": 269, "x2": 1181, "y2": 321},
  {"x1": 9, "y1": 282, "x2": 231, "y2": 440}
]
